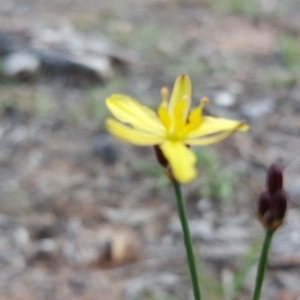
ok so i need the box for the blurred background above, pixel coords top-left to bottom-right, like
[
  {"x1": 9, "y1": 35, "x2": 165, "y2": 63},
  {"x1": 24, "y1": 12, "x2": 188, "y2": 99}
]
[{"x1": 0, "y1": 0, "x2": 300, "y2": 299}]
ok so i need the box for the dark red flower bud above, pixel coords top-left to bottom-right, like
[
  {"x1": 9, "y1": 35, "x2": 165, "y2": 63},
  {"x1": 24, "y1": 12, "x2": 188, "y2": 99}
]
[
  {"x1": 271, "y1": 190, "x2": 287, "y2": 221},
  {"x1": 267, "y1": 164, "x2": 283, "y2": 194},
  {"x1": 257, "y1": 191, "x2": 271, "y2": 217},
  {"x1": 257, "y1": 164, "x2": 288, "y2": 232}
]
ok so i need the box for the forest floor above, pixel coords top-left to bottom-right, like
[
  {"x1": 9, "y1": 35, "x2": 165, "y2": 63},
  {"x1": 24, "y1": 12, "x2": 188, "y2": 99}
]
[{"x1": 1, "y1": 0, "x2": 300, "y2": 299}]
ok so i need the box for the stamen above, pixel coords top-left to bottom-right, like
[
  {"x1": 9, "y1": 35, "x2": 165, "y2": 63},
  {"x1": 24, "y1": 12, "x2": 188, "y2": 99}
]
[
  {"x1": 181, "y1": 97, "x2": 209, "y2": 139},
  {"x1": 188, "y1": 98, "x2": 207, "y2": 124},
  {"x1": 200, "y1": 97, "x2": 209, "y2": 106},
  {"x1": 160, "y1": 87, "x2": 169, "y2": 101}
]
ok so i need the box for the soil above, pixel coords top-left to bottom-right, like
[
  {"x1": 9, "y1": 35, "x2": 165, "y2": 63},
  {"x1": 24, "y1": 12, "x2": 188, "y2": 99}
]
[{"x1": 0, "y1": 0, "x2": 300, "y2": 299}]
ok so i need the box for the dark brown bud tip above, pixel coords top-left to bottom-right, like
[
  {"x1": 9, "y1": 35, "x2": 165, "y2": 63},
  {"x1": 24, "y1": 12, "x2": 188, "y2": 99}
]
[
  {"x1": 154, "y1": 146, "x2": 169, "y2": 168},
  {"x1": 267, "y1": 164, "x2": 283, "y2": 194}
]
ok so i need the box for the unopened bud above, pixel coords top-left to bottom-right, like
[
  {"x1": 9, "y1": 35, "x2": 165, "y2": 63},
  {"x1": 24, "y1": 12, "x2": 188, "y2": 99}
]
[
  {"x1": 267, "y1": 164, "x2": 283, "y2": 194},
  {"x1": 257, "y1": 164, "x2": 287, "y2": 232},
  {"x1": 257, "y1": 191, "x2": 271, "y2": 217},
  {"x1": 272, "y1": 190, "x2": 287, "y2": 221}
]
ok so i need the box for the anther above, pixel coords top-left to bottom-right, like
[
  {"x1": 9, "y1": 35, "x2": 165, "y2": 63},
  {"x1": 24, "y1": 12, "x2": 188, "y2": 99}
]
[
  {"x1": 200, "y1": 97, "x2": 209, "y2": 106},
  {"x1": 160, "y1": 87, "x2": 169, "y2": 101}
]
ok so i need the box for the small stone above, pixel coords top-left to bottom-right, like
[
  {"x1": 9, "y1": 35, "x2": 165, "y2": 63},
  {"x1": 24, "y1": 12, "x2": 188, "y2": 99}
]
[
  {"x1": 0, "y1": 30, "x2": 19, "y2": 54},
  {"x1": 229, "y1": 82, "x2": 244, "y2": 95},
  {"x1": 8, "y1": 126, "x2": 28, "y2": 146},
  {"x1": 92, "y1": 135, "x2": 119, "y2": 166},
  {"x1": 71, "y1": 54, "x2": 113, "y2": 80},
  {"x1": 123, "y1": 273, "x2": 179, "y2": 300},
  {"x1": 95, "y1": 229, "x2": 141, "y2": 268},
  {"x1": 240, "y1": 98, "x2": 274, "y2": 121},
  {"x1": 31, "y1": 238, "x2": 59, "y2": 263},
  {"x1": 276, "y1": 290, "x2": 298, "y2": 300},
  {"x1": 12, "y1": 227, "x2": 30, "y2": 249},
  {"x1": 102, "y1": 207, "x2": 155, "y2": 226},
  {"x1": 62, "y1": 240, "x2": 100, "y2": 266},
  {"x1": 36, "y1": 238, "x2": 57, "y2": 253},
  {"x1": 69, "y1": 278, "x2": 87, "y2": 294},
  {"x1": 276, "y1": 270, "x2": 300, "y2": 295},
  {"x1": 214, "y1": 91, "x2": 236, "y2": 107},
  {"x1": 286, "y1": 185, "x2": 300, "y2": 205},
  {"x1": 196, "y1": 198, "x2": 212, "y2": 213},
  {"x1": 169, "y1": 218, "x2": 213, "y2": 241},
  {"x1": 3, "y1": 51, "x2": 40, "y2": 79}
]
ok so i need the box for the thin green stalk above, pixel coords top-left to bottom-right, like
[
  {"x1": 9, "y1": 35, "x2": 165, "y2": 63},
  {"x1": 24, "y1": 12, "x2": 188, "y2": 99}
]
[
  {"x1": 252, "y1": 230, "x2": 274, "y2": 300},
  {"x1": 172, "y1": 180, "x2": 201, "y2": 300}
]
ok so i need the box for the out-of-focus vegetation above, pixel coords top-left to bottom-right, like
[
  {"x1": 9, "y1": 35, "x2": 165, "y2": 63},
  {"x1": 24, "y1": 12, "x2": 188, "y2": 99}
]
[
  {"x1": 212, "y1": 0, "x2": 260, "y2": 18},
  {"x1": 195, "y1": 149, "x2": 240, "y2": 202},
  {"x1": 279, "y1": 34, "x2": 300, "y2": 69},
  {"x1": 68, "y1": 76, "x2": 125, "y2": 130}
]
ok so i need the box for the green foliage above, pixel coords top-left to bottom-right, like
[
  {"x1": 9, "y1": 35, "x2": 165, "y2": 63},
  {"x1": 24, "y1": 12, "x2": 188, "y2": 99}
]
[
  {"x1": 224, "y1": 237, "x2": 262, "y2": 300},
  {"x1": 0, "y1": 83, "x2": 56, "y2": 117},
  {"x1": 194, "y1": 237, "x2": 261, "y2": 300},
  {"x1": 133, "y1": 160, "x2": 169, "y2": 188},
  {"x1": 269, "y1": 70, "x2": 298, "y2": 88},
  {"x1": 121, "y1": 23, "x2": 161, "y2": 53},
  {"x1": 106, "y1": 20, "x2": 207, "y2": 77},
  {"x1": 33, "y1": 94, "x2": 55, "y2": 117},
  {"x1": 269, "y1": 34, "x2": 300, "y2": 88},
  {"x1": 107, "y1": 21, "x2": 176, "y2": 56},
  {"x1": 279, "y1": 34, "x2": 300, "y2": 69},
  {"x1": 212, "y1": 0, "x2": 260, "y2": 18},
  {"x1": 195, "y1": 148, "x2": 238, "y2": 202},
  {"x1": 0, "y1": 188, "x2": 32, "y2": 216},
  {"x1": 68, "y1": 76, "x2": 125, "y2": 130},
  {"x1": 165, "y1": 56, "x2": 207, "y2": 78},
  {"x1": 197, "y1": 260, "x2": 224, "y2": 299},
  {"x1": 140, "y1": 291, "x2": 179, "y2": 300},
  {"x1": 135, "y1": 148, "x2": 240, "y2": 197},
  {"x1": 136, "y1": 239, "x2": 260, "y2": 300}
]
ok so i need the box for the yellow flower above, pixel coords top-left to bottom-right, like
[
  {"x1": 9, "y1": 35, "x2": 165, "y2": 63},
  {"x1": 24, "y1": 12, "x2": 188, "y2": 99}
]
[{"x1": 106, "y1": 74, "x2": 248, "y2": 183}]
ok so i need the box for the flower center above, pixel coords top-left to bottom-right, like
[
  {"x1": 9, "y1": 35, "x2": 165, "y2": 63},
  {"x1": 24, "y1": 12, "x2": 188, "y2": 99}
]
[{"x1": 158, "y1": 87, "x2": 208, "y2": 141}]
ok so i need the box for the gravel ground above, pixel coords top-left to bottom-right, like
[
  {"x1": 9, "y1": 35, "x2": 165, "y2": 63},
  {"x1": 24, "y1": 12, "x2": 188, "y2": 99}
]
[{"x1": 0, "y1": 0, "x2": 300, "y2": 299}]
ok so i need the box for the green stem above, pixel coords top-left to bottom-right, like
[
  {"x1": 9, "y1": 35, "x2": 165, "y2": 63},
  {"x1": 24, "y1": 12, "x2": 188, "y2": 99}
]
[
  {"x1": 172, "y1": 180, "x2": 201, "y2": 300},
  {"x1": 252, "y1": 230, "x2": 274, "y2": 300}
]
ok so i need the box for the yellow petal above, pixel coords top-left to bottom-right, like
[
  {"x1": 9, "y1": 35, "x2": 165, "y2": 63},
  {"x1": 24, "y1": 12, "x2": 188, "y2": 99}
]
[
  {"x1": 160, "y1": 141, "x2": 197, "y2": 183},
  {"x1": 187, "y1": 116, "x2": 249, "y2": 139},
  {"x1": 185, "y1": 121, "x2": 248, "y2": 145},
  {"x1": 168, "y1": 75, "x2": 191, "y2": 120},
  {"x1": 106, "y1": 119, "x2": 165, "y2": 146},
  {"x1": 106, "y1": 95, "x2": 164, "y2": 134}
]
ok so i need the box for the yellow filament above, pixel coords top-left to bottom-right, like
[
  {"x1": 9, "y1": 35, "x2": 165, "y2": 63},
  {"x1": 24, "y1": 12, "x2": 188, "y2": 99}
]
[
  {"x1": 188, "y1": 97, "x2": 208, "y2": 125},
  {"x1": 175, "y1": 97, "x2": 210, "y2": 139}
]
